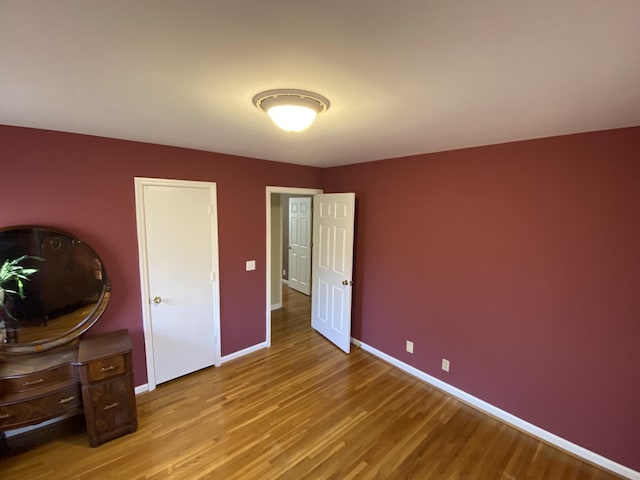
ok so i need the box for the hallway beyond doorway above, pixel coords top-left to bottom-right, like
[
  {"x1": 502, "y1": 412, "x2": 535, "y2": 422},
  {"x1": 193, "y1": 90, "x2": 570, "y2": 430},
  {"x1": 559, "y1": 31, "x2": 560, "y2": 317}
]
[{"x1": 271, "y1": 285, "x2": 311, "y2": 345}]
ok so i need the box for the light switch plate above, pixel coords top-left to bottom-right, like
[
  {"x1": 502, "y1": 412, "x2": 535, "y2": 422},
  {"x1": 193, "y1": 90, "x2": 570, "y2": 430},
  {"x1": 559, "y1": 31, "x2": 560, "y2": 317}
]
[
  {"x1": 441, "y1": 358, "x2": 450, "y2": 372},
  {"x1": 246, "y1": 260, "x2": 256, "y2": 271}
]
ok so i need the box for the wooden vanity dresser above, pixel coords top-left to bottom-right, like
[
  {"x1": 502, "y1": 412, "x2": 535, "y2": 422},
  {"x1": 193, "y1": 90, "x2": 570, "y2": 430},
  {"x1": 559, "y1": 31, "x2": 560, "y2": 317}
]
[
  {"x1": 0, "y1": 225, "x2": 137, "y2": 452},
  {"x1": 0, "y1": 329, "x2": 137, "y2": 449}
]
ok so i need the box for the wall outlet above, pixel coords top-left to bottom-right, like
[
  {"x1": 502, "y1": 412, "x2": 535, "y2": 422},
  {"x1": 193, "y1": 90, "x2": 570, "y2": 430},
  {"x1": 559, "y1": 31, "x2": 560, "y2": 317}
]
[
  {"x1": 283, "y1": 269, "x2": 286, "y2": 276},
  {"x1": 441, "y1": 358, "x2": 450, "y2": 372},
  {"x1": 246, "y1": 260, "x2": 256, "y2": 271},
  {"x1": 406, "y1": 340, "x2": 414, "y2": 354}
]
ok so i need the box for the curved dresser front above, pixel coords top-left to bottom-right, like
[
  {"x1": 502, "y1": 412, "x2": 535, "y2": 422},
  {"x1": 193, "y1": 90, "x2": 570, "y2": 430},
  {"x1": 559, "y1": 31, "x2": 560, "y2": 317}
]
[{"x1": 0, "y1": 343, "x2": 82, "y2": 431}]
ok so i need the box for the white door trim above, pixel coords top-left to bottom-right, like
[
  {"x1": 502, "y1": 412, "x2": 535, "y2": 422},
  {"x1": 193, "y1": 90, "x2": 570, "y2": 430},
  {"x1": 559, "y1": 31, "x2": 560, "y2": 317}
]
[
  {"x1": 135, "y1": 177, "x2": 222, "y2": 392},
  {"x1": 265, "y1": 186, "x2": 322, "y2": 347}
]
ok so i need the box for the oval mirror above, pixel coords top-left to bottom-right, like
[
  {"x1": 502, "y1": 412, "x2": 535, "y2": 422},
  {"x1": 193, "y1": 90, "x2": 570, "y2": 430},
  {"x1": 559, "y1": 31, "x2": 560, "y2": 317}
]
[{"x1": 0, "y1": 226, "x2": 111, "y2": 354}]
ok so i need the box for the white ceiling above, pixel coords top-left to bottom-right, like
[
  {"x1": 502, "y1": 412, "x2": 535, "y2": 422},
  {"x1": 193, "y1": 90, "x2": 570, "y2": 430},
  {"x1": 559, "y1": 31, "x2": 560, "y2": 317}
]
[{"x1": 1, "y1": 1, "x2": 639, "y2": 168}]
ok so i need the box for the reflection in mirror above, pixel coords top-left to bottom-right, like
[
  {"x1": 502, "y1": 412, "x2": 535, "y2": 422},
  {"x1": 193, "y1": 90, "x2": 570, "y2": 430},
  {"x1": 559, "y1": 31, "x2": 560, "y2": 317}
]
[{"x1": 0, "y1": 226, "x2": 111, "y2": 354}]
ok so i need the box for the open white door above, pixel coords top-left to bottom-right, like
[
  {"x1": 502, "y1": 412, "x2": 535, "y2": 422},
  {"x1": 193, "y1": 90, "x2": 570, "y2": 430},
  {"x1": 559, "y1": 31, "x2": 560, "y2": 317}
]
[
  {"x1": 311, "y1": 193, "x2": 356, "y2": 353},
  {"x1": 288, "y1": 197, "x2": 312, "y2": 295}
]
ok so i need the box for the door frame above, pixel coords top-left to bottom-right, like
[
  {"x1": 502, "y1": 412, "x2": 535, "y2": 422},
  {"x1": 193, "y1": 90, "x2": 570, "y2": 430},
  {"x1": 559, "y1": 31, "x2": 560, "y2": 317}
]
[
  {"x1": 265, "y1": 186, "x2": 322, "y2": 347},
  {"x1": 135, "y1": 177, "x2": 222, "y2": 391}
]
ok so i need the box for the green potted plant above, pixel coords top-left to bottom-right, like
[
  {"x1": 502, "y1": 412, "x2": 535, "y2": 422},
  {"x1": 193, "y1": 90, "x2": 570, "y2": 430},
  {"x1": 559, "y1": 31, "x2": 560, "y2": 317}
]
[{"x1": 0, "y1": 255, "x2": 43, "y2": 342}]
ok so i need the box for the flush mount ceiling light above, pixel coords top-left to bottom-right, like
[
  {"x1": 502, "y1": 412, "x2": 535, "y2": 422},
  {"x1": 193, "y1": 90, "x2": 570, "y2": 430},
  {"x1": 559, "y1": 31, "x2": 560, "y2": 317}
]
[{"x1": 253, "y1": 89, "x2": 330, "y2": 132}]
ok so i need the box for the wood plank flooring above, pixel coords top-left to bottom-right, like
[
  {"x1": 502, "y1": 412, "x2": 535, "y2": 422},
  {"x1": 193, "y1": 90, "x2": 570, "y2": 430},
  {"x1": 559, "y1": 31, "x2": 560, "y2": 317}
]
[{"x1": 0, "y1": 286, "x2": 625, "y2": 479}]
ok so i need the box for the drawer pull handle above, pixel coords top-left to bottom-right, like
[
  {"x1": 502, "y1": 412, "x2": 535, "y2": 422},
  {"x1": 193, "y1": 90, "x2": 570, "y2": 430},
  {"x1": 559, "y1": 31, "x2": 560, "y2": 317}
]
[
  {"x1": 0, "y1": 412, "x2": 12, "y2": 419},
  {"x1": 99, "y1": 365, "x2": 116, "y2": 373},
  {"x1": 58, "y1": 396, "x2": 75, "y2": 404},
  {"x1": 23, "y1": 378, "x2": 45, "y2": 386},
  {"x1": 103, "y1": 402, "x2": 119, "y2": 410}
]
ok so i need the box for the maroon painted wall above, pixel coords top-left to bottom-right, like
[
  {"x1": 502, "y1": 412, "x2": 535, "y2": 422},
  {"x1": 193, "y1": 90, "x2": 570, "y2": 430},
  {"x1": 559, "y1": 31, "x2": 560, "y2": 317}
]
[
  {"x1": 2, "y1": 123, "x2": 638, "y2": 470},
  {"x1": 0, "y1": 125, "x2": 322, "y2": 386},
  {"x1": 322, "y1": 127, "x2": 640, "y2": 471}
]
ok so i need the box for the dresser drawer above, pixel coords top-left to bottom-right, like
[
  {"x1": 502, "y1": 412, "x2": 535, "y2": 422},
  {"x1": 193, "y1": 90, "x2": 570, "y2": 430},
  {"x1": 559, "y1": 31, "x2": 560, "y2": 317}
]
[
  {"x1": 87, "y1": 354, "x2": 126, "y2": 382},
  {"x1": 0, "y1": 363, "x2": 77, "y2": 396},
  {"x1": 86, "y1": 377, "x2": 134, "y2": 433},
  {"x1": 0, "y1": 384, "x2": 82, "y2": 428}
]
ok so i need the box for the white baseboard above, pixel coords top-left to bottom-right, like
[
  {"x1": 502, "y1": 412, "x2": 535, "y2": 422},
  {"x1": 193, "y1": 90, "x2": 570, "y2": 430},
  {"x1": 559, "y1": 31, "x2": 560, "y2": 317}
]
[
  {"x1": 352, "y1": 338, "x2": 639, "y2": 480},
  {"x1": 270, "y1": 302, "x2": 282, "y2": 311},
  {"x1": 281, "y1": 279, "x2": 289, "y2": 285},
  {"x1": 135, "y1": 383, "x2": 149, "y2": 395},
  {"x1": 220, "y1": 341, "x2": 268, "y2": 364}
]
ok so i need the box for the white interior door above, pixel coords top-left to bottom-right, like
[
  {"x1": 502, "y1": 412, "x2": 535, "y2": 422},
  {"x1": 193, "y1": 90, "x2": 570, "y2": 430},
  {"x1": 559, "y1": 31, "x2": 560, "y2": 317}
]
[
  {"x1": 135, "y1": 178, "x2": 220, "y2": 387},
  {"x1": 311, "y1": 193, "x2": 355, "y2": 353},
  {"x1": 288, "y1": 197, "x2": 312, "y2": 295}
]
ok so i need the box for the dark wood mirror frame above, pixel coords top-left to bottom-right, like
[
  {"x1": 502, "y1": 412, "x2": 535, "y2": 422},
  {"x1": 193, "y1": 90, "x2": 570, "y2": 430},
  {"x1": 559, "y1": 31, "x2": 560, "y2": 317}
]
[{"x1": 0, "y1": 225, "x2": 111, "y2": 355}]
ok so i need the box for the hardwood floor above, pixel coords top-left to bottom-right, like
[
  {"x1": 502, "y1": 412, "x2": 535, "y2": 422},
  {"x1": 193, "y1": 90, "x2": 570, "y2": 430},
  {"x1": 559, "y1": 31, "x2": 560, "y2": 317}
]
[{"x1": 1, "y1": 286, "x2": 625, "y2": 479}]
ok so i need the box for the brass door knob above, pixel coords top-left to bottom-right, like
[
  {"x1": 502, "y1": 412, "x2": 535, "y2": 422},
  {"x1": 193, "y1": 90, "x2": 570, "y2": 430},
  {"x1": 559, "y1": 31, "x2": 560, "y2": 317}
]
[
  {"x1": 153, "y1": 296, "x2": 162, "y2": 305},
  {"x1": 342, "y1": 280, "x2": 353, "y2": 286}
]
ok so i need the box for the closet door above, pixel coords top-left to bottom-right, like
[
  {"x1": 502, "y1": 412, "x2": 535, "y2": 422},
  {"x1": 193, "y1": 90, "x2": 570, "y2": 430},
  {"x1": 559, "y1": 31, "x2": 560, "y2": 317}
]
[{"x1": 135, "y1": 178, "x2": 221, "y2": 387}]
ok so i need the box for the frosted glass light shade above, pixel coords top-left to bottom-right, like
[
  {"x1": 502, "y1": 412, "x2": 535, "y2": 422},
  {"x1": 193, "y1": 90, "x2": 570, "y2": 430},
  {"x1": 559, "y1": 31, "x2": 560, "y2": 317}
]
[
  {"x1": 266, "y1": 104, "x2": 318, "y2": 132},
  {"x1": 253, "y1": 89, "x2": 330, "y2": 133}
]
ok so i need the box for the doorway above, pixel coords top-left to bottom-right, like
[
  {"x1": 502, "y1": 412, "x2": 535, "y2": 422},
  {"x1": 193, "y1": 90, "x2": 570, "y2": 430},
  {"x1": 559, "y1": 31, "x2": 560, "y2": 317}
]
[
  {"x1": 266, "y1": 187, "x2": 322, "y2": 347},
  {"x1": 266, "y1": 188, "x2": 356, "y2": 353}
]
